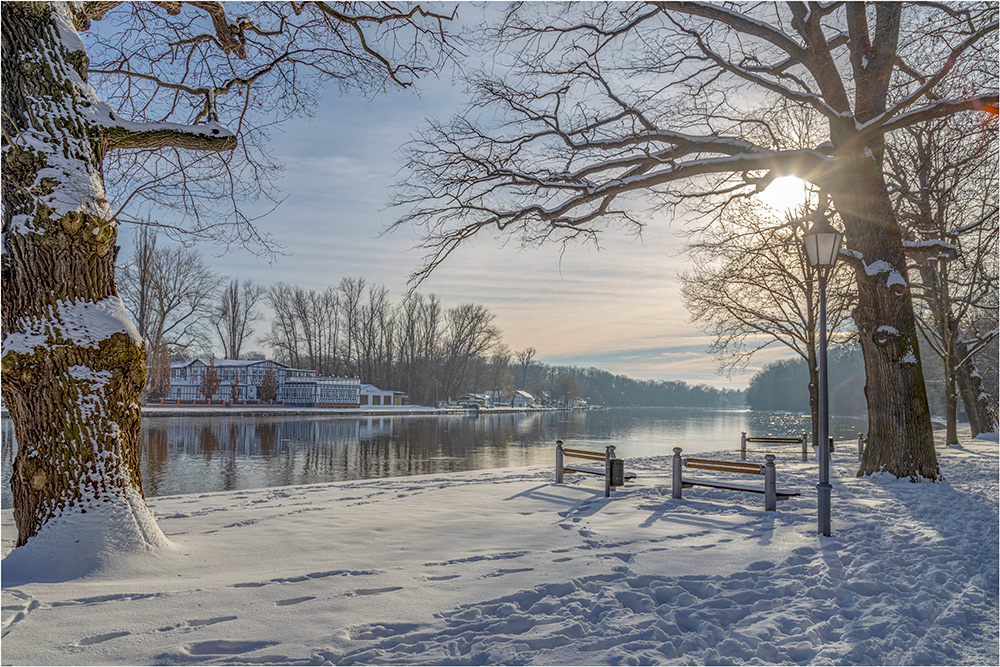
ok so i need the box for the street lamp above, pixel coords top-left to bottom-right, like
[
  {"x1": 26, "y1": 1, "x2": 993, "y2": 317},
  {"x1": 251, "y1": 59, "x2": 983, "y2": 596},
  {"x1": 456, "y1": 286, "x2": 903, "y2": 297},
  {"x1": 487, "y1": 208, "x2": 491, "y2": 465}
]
[{"x1": 803, "y1": 215, "x2": 842, "y2": 537}]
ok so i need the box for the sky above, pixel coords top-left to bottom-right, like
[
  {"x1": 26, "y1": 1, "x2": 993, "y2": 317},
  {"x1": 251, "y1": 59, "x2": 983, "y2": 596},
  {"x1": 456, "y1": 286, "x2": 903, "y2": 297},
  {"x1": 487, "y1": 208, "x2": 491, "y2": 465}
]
[{"x1": 114, "y1": 7, "x2": 807, "y2": 391}]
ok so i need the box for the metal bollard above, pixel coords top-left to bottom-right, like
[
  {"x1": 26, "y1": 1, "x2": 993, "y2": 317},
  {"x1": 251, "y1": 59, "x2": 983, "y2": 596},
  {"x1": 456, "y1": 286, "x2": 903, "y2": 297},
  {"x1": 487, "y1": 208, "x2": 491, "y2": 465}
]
[
  {"x1": 829, "y1": 435, "x2": 835, "y2": 453},
  {"x1": 672, "y1": 447, "x2": 683, "y2": 499},
  {"x1": 741, "y1": 432, "x2": 747, "y2": 460},
  {"x1": 802, "y1": 431, "x2": 808, "y2": 462},
  {"x1": 764, "y1": 454, "x2": 777, "y2": 511},
  {"x1": 555, "y1": 440, "x2": 564, "y2": 484},
  {"x1": 604, "y1": 445, "x2": 616, "y2": 497},
  {"x1": 857, "y1": 433, "x2": 864, "y2": 461}
]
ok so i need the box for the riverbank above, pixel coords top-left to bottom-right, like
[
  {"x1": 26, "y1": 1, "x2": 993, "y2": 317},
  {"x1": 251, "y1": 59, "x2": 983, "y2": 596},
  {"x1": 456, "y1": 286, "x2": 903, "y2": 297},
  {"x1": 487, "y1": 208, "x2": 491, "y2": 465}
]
[
  {"x1": 138, "y1": 404, "x2": 578, "y2": 417},
  {"x1": 2, "y1": 434, "x2": 995, "y2": 665}
]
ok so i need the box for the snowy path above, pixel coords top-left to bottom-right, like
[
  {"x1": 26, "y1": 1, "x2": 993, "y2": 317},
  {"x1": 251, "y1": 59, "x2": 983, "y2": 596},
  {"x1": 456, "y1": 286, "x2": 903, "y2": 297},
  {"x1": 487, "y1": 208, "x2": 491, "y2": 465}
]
[{"x1": 2, "y1": 437, "x2": 997, "y2": 665}]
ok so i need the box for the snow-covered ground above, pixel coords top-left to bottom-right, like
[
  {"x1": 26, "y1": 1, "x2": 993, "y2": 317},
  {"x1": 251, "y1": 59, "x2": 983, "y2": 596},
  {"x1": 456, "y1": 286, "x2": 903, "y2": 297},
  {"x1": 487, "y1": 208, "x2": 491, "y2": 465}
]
[{"x1": 2, "y1": 435, "x2": 997, "y2": 665}]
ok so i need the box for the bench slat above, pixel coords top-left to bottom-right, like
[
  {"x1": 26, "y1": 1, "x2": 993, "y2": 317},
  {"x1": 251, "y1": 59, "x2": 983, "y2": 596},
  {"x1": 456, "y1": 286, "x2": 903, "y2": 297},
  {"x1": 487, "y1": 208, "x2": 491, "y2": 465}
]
[
  {"x1": 563, "y1": 466, "x2": 605, "y2": 476},
  {"x1": 685, "y1": 457, "x2": 760, "y2": 468},
  {"x1": 682, "y1": 479, "x2": 799, "y2": 499},
  {"x1": 685, "y1": 458, "x2": 761, "y2": 475},
  {"x1": 686, "y1": 463, "x2": 761, "y2": 475},
  {"x1": 563, "y1": 466, "x2": 636, "y2": 480},
  {"x1": 561, "y1": 448, "x2": 607, "y2": 461},
  {"x1": 745, "y1": 438, "x2": 802, "y2": 443}
]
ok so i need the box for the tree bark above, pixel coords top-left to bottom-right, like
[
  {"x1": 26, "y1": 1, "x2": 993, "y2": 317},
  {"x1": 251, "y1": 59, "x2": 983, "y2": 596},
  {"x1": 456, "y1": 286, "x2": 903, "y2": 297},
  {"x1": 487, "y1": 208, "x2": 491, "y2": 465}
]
[
  {"x1": 829, "y1": 156, "x2": 940, "y2": 479},
  {"x1": 955, "y1": 334, "x2": 999, "y2": 438},
  {"x1": 1, "y1": 3, "x2": 167, "y2": 551}
]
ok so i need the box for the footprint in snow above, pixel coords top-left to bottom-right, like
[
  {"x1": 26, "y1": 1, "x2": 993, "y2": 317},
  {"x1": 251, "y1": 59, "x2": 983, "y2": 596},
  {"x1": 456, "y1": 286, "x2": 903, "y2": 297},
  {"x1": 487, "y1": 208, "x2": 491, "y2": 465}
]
[
  {"x1": 183, "y1": 639, "x2": 279, "y2": 656},
  {"x1": 78, "y1": 631, "x2": 130, "y2": 646},
  {"x1": 276, "y1": 596, "x2": 315, "y2": 606}
]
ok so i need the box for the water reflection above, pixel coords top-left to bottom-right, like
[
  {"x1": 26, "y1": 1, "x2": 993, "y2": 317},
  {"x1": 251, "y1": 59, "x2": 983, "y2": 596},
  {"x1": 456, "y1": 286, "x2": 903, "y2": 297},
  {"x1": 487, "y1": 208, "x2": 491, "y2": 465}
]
[{"x1": 1, "y1": 408, "x2": 866, "y2": 502}]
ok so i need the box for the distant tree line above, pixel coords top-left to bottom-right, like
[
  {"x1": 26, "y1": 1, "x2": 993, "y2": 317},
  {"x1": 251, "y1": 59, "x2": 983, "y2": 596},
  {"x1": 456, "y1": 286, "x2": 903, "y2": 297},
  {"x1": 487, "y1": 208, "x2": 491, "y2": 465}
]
[
  {"x1": 746, "y1": 347, "x2": 867, "y2": 417},
  {"x1": 117, "y1": 233, "x2": 737, "y2": 408},
  {"x1": 746, "y1": 342, "x2": 1000, "y2": 422}
]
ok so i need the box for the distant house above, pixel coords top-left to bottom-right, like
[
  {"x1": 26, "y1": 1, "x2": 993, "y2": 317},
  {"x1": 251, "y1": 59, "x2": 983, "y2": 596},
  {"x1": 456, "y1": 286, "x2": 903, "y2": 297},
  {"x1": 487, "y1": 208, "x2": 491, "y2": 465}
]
[
  {"x1": 163, "y1": 359, "x2": 360, "y2": 407},
  {"x1": 360, "y1": 384, "x2": 407, "y2": 407},
  {"x1": 511, "y1": 390, "x2": 535, "y2": 408},
  {"x1": 457, "y1": 393, "x2": 490, "y2": 407}
]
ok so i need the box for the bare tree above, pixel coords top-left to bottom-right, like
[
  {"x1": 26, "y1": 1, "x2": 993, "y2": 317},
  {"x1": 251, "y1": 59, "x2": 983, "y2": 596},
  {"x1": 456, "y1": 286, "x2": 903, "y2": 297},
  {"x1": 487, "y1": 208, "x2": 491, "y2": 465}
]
[
  {"x1": 439, "y1": 303, "x2": 502, "y2": 400},
  {"x1": 338, "y1": 276, "x2": 367, "y2": 378},
  {"x1": 264, "y1": 283, "x2": 303, "y2": 368},
  {"x1": 395, "y1": 2, "x2": 998, "y2": 479},
  {"x1": 215, "y1": 280, "x2": 266, "y2": 360},
  {"x1": 515, "y1": 347, "x2": 537, "y2": 390},
  {"x1": 886, "y1": 118, "x2": 999, "y2": 441},
  {"x1": 1, "y1": 1, "x2": 455, "y2": 554},
  {"x1": 200, "y1": 359, "x2": 221, "y2": 401},
  {"x1": 396, "y1": 292, "x2": 443, "y2": 405},
  {"x1": 119, "y1": 227, "x2": 222, "y2": 375},
  {"x1": 147, "y1": 343, "x2": 171, "y2": 401},
  {"x1": 681, "y1": 198, "x2": 856, "y2": 447},
  {"x1": 489, "y1": 344, "x2": 514, "y2": 402}
]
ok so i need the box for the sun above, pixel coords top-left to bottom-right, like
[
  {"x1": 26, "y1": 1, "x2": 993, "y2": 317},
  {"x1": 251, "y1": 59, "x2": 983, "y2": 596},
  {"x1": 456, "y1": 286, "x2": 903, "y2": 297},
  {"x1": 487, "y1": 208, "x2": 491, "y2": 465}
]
[{"x1": 758, "y1": 176, "x2": 809, "y2": 214}]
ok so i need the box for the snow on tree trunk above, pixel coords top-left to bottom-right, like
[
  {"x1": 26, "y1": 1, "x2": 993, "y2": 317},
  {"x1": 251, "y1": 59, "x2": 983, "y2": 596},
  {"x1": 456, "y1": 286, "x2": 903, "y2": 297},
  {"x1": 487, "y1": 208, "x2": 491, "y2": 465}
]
[
  {"x1": 1, "y1": 3, "x2": 170, "y2": 559},
  {"x1": 831, "y1": 156, "x2": 940, "y2": 480}
]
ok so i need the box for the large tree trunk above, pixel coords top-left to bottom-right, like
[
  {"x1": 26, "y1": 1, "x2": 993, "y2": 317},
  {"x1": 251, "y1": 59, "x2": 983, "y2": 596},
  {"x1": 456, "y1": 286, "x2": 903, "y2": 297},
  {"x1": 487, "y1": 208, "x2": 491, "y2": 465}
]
[
  {"x1": 830, "y1": 157, "x2": 940, "y2": 480},
  {"x1": 1, "y1": 3, "x2": 168, "y2": 560}
]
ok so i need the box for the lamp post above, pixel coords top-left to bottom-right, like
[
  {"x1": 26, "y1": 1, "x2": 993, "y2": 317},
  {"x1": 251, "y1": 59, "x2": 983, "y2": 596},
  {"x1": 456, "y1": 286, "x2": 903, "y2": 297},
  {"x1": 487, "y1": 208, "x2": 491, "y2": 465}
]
[{"x1": 803, "y1": 215, "x2": 842, "y2": 537}]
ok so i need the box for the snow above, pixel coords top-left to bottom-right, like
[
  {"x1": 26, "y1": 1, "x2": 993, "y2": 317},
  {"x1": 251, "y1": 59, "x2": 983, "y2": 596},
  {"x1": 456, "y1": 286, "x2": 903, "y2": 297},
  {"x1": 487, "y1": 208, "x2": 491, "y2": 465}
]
[
  {"x1": 863, "y1": 259, "x2": 907, "y2": 289},
  {"x1": 2, "y1": 437, "x2": 997, "y2": 665},
  {"x1": 2, "y1": 295, "x2": 142, "y2": 357}
]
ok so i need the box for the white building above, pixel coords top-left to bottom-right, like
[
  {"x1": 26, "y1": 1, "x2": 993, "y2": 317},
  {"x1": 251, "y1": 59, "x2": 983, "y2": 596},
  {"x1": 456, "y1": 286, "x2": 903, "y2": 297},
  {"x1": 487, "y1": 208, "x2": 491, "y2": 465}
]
[
  {"x1": 360, "y1": 384, "x2": 407, "y2": 407},
  {"x1": 511, "y1": 390, "x2": 535, "y2": 408},
  {"x1": 163, "y1": 359, "x2": 360, "y2": 407}
]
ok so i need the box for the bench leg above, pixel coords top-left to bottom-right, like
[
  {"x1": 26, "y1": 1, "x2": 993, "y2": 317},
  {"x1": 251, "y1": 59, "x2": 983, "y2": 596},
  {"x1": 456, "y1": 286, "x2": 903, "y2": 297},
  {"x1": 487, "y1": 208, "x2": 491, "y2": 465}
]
[
  {"x1": 672, "y1": 447, "x2": 683, "y2": 499},
  {"x1": 764, "y1": 454, "x2": 776, "y2": 511},
  {"x1": 604, "y1": 445, "x2": 614, "y2": 497},
  {"x1": 556, "y1": 442, "x2": 564, "y2": 484}
]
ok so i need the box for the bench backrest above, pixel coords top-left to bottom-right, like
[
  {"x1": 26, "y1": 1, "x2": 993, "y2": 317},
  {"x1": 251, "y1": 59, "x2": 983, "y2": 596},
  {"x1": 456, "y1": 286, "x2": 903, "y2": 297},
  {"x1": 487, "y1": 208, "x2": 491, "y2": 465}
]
[
  {"x1": 560, "y1": 447, "x2": 607, "y2": 462},
  {"x1": 684, "y1": 457, "x2": 763, "y2": 476},
  {"x1": 744, "y1": 437, "x2": 802, "y2": 443}
]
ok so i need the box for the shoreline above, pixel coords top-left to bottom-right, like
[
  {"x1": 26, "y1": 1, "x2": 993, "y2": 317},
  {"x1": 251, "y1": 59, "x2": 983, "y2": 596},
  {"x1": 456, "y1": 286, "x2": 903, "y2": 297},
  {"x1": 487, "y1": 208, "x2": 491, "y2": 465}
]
[{"x1": 138, "y1": 404, "x2": 573, "y2": 417}]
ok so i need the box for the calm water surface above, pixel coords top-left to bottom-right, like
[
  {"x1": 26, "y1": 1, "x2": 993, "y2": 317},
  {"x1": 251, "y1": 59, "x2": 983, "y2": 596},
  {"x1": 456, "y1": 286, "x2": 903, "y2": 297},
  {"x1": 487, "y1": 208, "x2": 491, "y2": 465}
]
[{"x1": 1, "y1": 408, "x2": 867, "y2": 502}]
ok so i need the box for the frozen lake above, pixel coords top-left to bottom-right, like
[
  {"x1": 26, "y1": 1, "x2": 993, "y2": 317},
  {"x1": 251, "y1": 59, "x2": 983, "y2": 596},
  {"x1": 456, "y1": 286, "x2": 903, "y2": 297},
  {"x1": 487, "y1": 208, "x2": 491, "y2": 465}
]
[{"x1": 1, "y1": 408, "x2": 867, "y2": 501}]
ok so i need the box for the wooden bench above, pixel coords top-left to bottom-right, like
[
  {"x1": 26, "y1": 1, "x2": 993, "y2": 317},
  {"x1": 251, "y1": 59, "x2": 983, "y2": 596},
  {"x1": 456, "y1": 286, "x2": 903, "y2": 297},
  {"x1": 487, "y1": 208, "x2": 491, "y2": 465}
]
[
  {"x1": 556, "y1": 441, "x2": 635, "y2": 497},
  {"x1": 741, "y1": 432, "x2": 809, "y2": 461},
  {"x1": 671, "y1": 447, "x2": 799, "y2": 511}
]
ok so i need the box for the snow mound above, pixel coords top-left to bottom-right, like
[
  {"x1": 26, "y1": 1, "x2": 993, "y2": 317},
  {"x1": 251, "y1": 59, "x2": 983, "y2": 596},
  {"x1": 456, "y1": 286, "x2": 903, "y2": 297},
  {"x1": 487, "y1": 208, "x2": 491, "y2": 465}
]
[{"x1": 2, "y1": 487, "x2": 175, "y2": 586}]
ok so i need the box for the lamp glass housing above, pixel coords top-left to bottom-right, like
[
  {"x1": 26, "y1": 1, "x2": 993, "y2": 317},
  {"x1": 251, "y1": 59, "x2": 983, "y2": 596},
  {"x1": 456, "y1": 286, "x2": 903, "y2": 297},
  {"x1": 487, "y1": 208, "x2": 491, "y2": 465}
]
[{"x1": 803, "y1": 220, "x2": 843, "y2": 268}]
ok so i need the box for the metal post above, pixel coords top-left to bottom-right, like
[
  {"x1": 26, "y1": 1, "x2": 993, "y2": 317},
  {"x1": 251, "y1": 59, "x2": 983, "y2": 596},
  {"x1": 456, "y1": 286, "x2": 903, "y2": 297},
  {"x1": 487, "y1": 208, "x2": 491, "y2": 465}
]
[
  {"x1": 555, "y1": 440, "x2": 564, "y2": 484},
  {"x1": 741, "y1": 432, "x2": 747, "y2": 460},
  {"x1": 829, "y1": 435, "x2": 835, "y2": 453},
  {"x1": 764, "y1": 454, "x2": 777, "y2": 512},
  {"x1": 801, "y1": 431, "x2": 808, "y2": 462},
  {"x1": 605, "y1": 445, "x2": 615, "y2": 497},
  {"x1": 817, "y1": 271, "x2": 832, "y2": 536},
  {"x1": 858, "y1": 432, "x2": 864, "y2": 461},
  {"x1": 672, "y1": 447, "x2": 683, "y2": 499}
]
